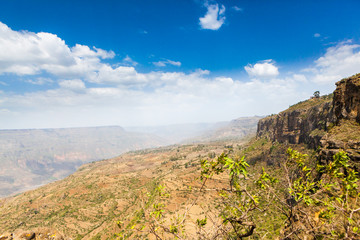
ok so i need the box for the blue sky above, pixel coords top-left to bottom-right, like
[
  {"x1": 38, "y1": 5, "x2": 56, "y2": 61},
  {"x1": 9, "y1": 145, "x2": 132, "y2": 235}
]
[{"x1": 0, "y1": 0, "x2": 360, "y2": 129}]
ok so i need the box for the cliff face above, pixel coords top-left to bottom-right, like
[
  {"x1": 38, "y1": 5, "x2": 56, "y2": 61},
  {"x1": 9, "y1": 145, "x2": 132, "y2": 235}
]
[
  {"x1": 320, "y1": 74, "x2": 360, "y2": 165},
  {"x1": 333, "y1": 74, "x2": 360, "y2": 123},
  {"x1": 257, "y1": 73, "x2": 360, "y2": 164},
  {"x1": 256, "y1": 96, "x2": 334, "y2": 148}
]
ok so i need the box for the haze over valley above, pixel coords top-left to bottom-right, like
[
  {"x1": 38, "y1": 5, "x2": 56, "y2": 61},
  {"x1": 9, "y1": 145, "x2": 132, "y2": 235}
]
[
  {"x1": 1, "y1": 1, "x2": 360, "y2": 239},
  {"x1": 0, "y1": 116, "x2": 260, "y2": 197}
]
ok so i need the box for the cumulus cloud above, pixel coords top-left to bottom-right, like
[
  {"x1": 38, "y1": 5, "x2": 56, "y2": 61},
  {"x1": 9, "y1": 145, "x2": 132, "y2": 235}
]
[
  {"x1": 71, "y1": 44, "x2": 115, "y2": 59},
  {"x1": 244, "y1": 60, "x2": 279, "y2": 78},
  {"x1": 306, "y1": 42, "x2": 360, "y2": 84},
  {"x1": 26, "y1": 77, "x2": 54, "y2": 85},
  {"x1": 1, "y1": 70, "x2": 303, "y2": 128},
  {"x1": 122, "y1": 55, "x2": 138, "y2": 66},
  {"x1": 0, "y1": 22, "x2": 115, "y2": 80},
  {"x1": 314, "y1": 33, "x2": 321, "y2": 38},
  {"x1": 1, "y1": 21, "x2": 360, "y2": 129},
  {"x1": 199, "y1": 3, "x2": 226, "y2": 30},
  {"x1": 232, "y1": 6, "x2": 243, "y2": 11},
  {"x1": 153, "y1": 59, "x2": 181, "y2": 67},
  {"x1": 59, "y1": 79, "x2": 86, "y2": 90},
  {"x1": 0, "y1": 22, "x2": 74, "y2": 75},
  {"x1": 88, "y1": 65, "x2": 147, "y2": 86}
]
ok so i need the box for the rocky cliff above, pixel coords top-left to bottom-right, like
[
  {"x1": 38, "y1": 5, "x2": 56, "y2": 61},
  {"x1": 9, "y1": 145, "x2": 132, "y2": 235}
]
[
  {"x1": 256, "y1": 94, "x2": 334, "y2": 147},
  {"x1": 333, "y1": 74, "x2": 360, "y2": 123},
  {"x1": 319, "y1": 74, "x2": 360, "y2": 165},
  {"x1": 257, "y1": 73, "x2": 360, "y2": 164}
]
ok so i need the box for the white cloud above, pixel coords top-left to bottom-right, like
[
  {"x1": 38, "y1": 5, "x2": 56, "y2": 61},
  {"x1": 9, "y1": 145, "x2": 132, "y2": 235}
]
[
  {"x1": 123, "y1": 55, "x2": 138, "y2": 66},
  {"x1": 153, "y1": 59, "x2": 181, "y2": 67},
  {"x1": 292, "y1": 74, "x2": 307, "y2": 83},
  {"x1": 215, "y1": 77, "x2": 233, "y2": 85},
  {"x1": 167, "y1": 60, "x2": 181, "y2": 66},
  {"x1": 59, "y1": 79, "x2": 86, "y2": 90},
  {"x1": 0, "y1": 22, "x2": 159, "y2": 88},
  {"x1": 0, "y1": 22, "x2": 74, "y2": 75},
  {"x1": 0, "y1": 22, "x2": 114, "y2": 79},
  {"x1": 308, "y1": 42, "x2": 360, "y2": 84},
  {"x1": 232, "y1": 6, "x2": 243, "y2": 11},
  {"x1": 1, "y1": 21, "x2": 360, "y2": 129},
  {"x1": 314, "y1": 33, "x2": 321, "y2": 38},
  {"x1": 153, "y1": 61, "x2": 166, "y2": 67},
  {"x1": 244, "y1": 59, "x2": 279, "y2": 78},
  {"x1": 0, "y1": 65, "x2": 308, "y2": 129},
  {"x1": 139, "y1": 29, "x2": 148, "y2": 35},
  {"x1": 88, "y1": 87, "x2": 121, "y2": 97},
  {"x1": 87, "y1": 65, "x2": 147, "y2": 86},
  {"x1": 71, "y1": 44, "x2": 115, "y2": 59},
  {"x1": 27, "y1": 77, "x2": 54, "y2": 85},
  {"x1": 199, "y1": 3, "x2": 226, "y2": 30}
]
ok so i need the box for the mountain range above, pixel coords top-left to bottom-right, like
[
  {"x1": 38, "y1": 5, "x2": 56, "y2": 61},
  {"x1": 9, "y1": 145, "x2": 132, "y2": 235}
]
[
  {"x1": 1, "y1": 74, "x2": 359, "y2": 239},
  {"x1": 0, "y1": 117, "x2": 260, "y2": 197}
]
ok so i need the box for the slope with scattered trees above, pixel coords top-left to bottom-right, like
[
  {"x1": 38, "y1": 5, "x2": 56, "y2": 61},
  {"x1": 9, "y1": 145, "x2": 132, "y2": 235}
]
[{"x1": 1, "y1": 74, "x2": 360, "y2": 239}]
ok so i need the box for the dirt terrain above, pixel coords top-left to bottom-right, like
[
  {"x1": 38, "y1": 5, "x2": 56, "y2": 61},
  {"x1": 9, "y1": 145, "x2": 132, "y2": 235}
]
[{"x1": 0, "y1": 140, "x2": 246, "y2": 239}]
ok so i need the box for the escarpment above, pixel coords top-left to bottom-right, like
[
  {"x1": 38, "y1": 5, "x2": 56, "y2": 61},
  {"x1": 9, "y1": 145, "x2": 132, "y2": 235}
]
[
  {"x1": 256, "y1": 95, "x2": 334, "y2": 148},
  {"x1": 320, "y1": 74, "x2": 360, "y2": 166},
  {"x1": 333, "y1": 74, "x2": 360, "y2": 123},
  {"x1": 257, "y1": 73, "x2": 360, "y2": 164}
]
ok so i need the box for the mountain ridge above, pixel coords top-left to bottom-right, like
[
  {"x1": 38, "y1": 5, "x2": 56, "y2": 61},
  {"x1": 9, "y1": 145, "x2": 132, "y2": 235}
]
[
  {"x1": 257, "y1": 73, "x2": 360, "y2": 165},
  {"x1": 1, "y1": 74, "x2": 360, "y2": 239},
  {"x1": 0, "y1": 126, "x2": 167, "y2": 197},
  {"x1": 0, "y1": 117, "x2": 261, "y2": 198}
]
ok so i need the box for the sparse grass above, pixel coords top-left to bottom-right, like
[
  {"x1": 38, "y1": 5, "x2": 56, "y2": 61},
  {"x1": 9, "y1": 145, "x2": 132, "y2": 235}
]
[
  {"x1": 286, "y1": 93, "x2": 333, "y2": 112},
  {"x1": 1, "y1": 130, "x2": 344, "y2": 239},
  {"x1": 0, "y1": 140, "x2": 242, "y2": 238},
  {"x1": 328, "y1": 119, "x2": 360, "y2": 141},
  {"x1": 309, "y1": 128, "x2": 326, "y2": 137}
]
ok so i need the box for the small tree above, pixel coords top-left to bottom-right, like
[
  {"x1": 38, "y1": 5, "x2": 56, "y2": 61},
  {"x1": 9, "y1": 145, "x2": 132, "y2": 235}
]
[
  {"x1": 313, "y1": 91, "x2": 320, "y2": 98},
  {"x1": 117, "y1": 153, "x2": 262, "y2": 239},
  {"x1": 260, "y1": 148, "x2": 360, "y2": 239},
  {"x1": 116, "y1": 149, "x2": 360, "y2": 239}
]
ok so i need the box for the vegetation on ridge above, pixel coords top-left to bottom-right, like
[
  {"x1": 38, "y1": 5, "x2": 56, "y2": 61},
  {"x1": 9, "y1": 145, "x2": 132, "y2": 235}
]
[
  {"x1": 118, "y1": 146, "x2": 360, "y2": 239},
  {"x1": 286, "y1": 93, "x2": 333, "y2": 113},
  {"x1": 1, "y1": 133, "x2": 359, "y2": 239},
  {"x1": 2, "y1": 75, "x2": 360, "y2": 239}
]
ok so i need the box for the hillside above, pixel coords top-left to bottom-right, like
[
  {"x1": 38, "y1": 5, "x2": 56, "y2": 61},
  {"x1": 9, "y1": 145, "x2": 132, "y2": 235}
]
[
  {"x1": 256, "y1": 93, "x2": 334, "y2": 147},
  {"x1": 0, "y1": 117, "x2": 261, "y2": 198},
  {"x1": 124, "y1": 116, "x2": 261, "y2": 144},
  {"x1": 0, "y1": 140, "x2": 247, "y2": 239},
  {"x1": 1, "y1": 74, "x2": 360, "y2": 239},
  {"x1": 187, "y1": 116, "x2": 263, "y2": 142},
  {"x1": 257, "y1": 73, "x2": 360, "y2": 166}
]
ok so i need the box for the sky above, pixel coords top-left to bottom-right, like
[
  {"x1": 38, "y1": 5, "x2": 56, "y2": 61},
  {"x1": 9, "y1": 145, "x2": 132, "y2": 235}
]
[{"x1": 0, "y1": 0, "x2": 360, "y2": 129}]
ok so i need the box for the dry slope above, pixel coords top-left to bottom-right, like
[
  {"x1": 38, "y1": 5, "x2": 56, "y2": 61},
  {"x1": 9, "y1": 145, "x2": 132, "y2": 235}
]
[{"x1": 0, "y1": 140, "x2": 245, "y2": 239}]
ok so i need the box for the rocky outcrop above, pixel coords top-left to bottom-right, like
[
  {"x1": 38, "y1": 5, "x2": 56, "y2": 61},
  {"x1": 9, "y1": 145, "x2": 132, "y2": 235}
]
[
  {"x1": 320, "y1": 137, "x2": 360, "y2": 164},
  {"x1": 257, "y1": 97, "x2": 334, "y2": 148},
  {"x1": 257, "y1": 73, "x2": 360, "y2": 164},
  {"x1": 318, "y1": 117, "x2": 360, "y2": 167},
  {"x1": 319, "y1": 74, "x2": 360, "y2": 165},
  {"x1": 333, "y1": 74, "x2": 360, "y2": 123}
]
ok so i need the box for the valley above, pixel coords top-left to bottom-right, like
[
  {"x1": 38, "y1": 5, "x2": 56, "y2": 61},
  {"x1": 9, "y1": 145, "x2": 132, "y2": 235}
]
[
  {"x1": 0, "y1": 73, "x2": 360, "y2": 239},
  {"x1": 0, "y1": 141, "x2": 247, "y2": 238},
  {"x1": 1, "y1": 2, "x2": 359, "y2": 239},
  {"x1": 0, "y1": 117, "x2": 260, "y2": 198},
  {"x1": 0, "y1": 126, "x2": 167, "y2": 197}
]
